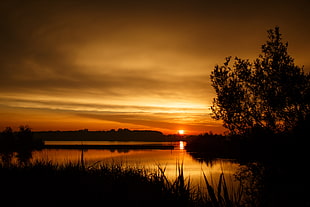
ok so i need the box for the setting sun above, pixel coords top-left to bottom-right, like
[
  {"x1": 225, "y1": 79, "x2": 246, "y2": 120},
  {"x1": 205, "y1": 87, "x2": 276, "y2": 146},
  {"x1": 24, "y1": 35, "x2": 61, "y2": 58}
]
[
  {"x1": 178, "y1": 130, "x2": 185, "y2": 135},
  {"x1": 1, "y1": 0, "x2": 307, "y2": 136}
]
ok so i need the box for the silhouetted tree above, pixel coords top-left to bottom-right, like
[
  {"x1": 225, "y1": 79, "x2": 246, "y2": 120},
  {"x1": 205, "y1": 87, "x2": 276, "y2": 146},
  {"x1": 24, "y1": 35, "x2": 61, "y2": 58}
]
[
  {"x1": 0, "y1": 127, "x2": 15, "y2": 165},
  {"x1": 16, "y1": 125, "x2": 33, "y2": 146},
  {"x1": 0, "y1": 127, "x2": 15, "y2": 147},
  {"x1": 210, "y1": 27, "x2": 310, "y2": 135},
  {"x1": 15, "y1": 126, "x2": 34, "y2": 165}
]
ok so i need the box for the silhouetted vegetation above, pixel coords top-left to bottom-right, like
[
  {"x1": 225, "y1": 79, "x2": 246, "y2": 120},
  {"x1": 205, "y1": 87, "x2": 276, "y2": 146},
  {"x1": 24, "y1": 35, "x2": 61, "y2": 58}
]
[
  {"x1": 210, "y1": 26, "x2": 310, "y2": 135},
  {"x1": 186, "y1": 133, "x2": 241, "y2": 159},
  {"x1": 0, "y1": 125, "x2": 43, "y2": 150},
  {"x1": 0, "y1": 126, "x2": 44, "y2": 165},
  {"x1": 0, "y1": 161, "x2": 264, "y2": 207},
  {"x1": 185, "y1": 27, "x2": 310, "y2": 207},
  {"x1": 208, "y1": 27, "x2": 309, "y2": 164},
  {"x1": 33, "y1": 128, "x2": 182, "y2": 142}
]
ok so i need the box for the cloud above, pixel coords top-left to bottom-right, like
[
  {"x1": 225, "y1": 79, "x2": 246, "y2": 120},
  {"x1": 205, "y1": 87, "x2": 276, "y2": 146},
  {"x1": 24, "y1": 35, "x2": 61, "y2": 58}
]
[
  {"x1": 75, "y1": 111, "x2": 214, "y2": 133},
  {"x1": 0, "y1": 0, "x2": 216, "y2": 106},
  {"x1": 0, "y1": 0, "x2": 309, "y2": 133},
  {"x1": 0, "y1": 97, "x2": 208, "y2": 114},
  {"x1": 0, "y1": 97, "x2": 217, "y2": 133}
]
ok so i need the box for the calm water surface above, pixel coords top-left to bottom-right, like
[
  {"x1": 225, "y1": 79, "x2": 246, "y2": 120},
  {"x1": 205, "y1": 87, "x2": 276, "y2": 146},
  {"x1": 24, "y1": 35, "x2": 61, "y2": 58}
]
[{"x1": 31, "y1": 141, "x2": 241, "y2": 189}]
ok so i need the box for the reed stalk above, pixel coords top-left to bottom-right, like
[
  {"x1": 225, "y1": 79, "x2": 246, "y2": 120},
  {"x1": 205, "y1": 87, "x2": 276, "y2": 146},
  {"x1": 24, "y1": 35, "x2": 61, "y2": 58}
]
[{"x1": 0, "y1": 160, "x2": 256, "y2": 206}]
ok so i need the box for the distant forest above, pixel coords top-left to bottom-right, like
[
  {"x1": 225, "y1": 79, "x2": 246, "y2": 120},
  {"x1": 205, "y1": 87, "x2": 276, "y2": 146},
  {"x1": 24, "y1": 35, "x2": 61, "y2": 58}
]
[{"x1": 33, "y1": 128, "x2": 185, "y2": 142}]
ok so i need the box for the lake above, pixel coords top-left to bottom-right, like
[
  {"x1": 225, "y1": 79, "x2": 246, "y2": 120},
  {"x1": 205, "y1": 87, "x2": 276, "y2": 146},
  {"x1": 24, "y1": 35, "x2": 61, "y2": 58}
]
[{"x1": 26, "y1": 141, "x2": 241, "y2": 190}]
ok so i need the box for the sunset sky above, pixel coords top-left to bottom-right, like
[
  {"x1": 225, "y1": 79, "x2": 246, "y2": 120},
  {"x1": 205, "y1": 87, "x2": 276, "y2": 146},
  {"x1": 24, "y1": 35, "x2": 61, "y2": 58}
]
[{"x1": 1, "y1": 0, "x2": 309, "y2": 134}]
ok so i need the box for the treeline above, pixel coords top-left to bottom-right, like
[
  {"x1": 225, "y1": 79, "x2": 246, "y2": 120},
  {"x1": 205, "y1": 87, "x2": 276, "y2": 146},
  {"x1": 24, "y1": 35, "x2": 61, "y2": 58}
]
[
  {"x1": 0, "y1": 126, "x2": 43, "y2": 151},
  {"x1": 33, "y1": 128, "x2": 184, "y2": 142},
  {"x1": 185, "y1": 133, "x2": 239, "y2": 158},
  {"x1": 185, "y1": 118, "x2": 309, "y2": 162}
]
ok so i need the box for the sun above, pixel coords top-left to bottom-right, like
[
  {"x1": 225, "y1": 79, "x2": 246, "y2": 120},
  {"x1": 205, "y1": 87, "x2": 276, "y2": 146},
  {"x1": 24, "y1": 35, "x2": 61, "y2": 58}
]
[{"x1": 178, "y1": 130, "x2": 185, "y2": 135}]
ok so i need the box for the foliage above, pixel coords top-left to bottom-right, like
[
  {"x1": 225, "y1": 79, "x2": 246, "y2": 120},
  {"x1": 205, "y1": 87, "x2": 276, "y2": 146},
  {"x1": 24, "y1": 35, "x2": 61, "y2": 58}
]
[
  {"x1": 233, "y1": 163, "x2": 265, "y2": 207},
  {"x1": 210, "y1": 27, "x2": 310, "y2": 135},
  {"x1": 16, "y1": 125, "x2": 33, "y2": 146},
  {"x1": 203, "y1": 172, "x2": 233, "y2": 207},
  {"x1": 0, "y1": 127, "x2": 14, "y2": 146},
  {"x1": 0, "y1": 126, "x2": 44, "y2": 166},
  {"x1": 0, "y1": 125, "x2": 43, "y2": 149},
  {"x1": 0, "y1": 160, "x2": 264, "y2": 207}
]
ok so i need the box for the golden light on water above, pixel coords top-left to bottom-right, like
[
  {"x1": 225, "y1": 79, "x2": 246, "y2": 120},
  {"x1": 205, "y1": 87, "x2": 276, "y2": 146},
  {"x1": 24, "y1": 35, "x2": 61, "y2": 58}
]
[{"x1": 179, "y1": 141, "x2": 184, "y2": 150}]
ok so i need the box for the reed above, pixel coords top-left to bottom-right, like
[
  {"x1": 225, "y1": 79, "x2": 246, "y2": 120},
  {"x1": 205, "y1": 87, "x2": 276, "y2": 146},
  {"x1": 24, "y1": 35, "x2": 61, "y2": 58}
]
[
  {"x1": 0, "y1": 160, "x2": 257, "y2": 207},
  {"x1": 203, "y1": 171, "x2": 239, "y2": 207}
]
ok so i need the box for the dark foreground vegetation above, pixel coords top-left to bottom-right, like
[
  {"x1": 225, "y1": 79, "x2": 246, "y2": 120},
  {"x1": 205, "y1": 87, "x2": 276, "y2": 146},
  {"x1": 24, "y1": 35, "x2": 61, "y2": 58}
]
[
  {"x1": 0, "y1": 125, "x2": 43, "y2": 151},
  {"x1": 0, "y1": 161, "x2": 266, "y2": 207},
  {"x1": 185, "y1": 128, "x2": 309, "y2": 207},
  {"x1": 203, "y1": 26, "x2": 310, "y2": 207},
  {"x1": 0, "y1": 161, "x2": 186, "y2": 207},
  {"x1": 33, "y1": 128, "x2": 184, "y2": 142}
]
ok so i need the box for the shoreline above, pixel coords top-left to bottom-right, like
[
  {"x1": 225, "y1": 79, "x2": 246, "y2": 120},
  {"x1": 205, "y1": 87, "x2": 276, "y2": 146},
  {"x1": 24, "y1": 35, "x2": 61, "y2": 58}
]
[{"x1": 43, "y1": 144, "x2": 175, "y2": 150}]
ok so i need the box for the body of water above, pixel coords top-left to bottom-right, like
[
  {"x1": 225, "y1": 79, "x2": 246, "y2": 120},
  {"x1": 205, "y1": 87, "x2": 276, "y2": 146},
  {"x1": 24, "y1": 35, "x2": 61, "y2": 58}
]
[
  {"x1": 0, "y1": 141, "x2": 242, "y2": 191},
  {"x1": 29, "y1": 141, "x2": 241, "y2": 189}
]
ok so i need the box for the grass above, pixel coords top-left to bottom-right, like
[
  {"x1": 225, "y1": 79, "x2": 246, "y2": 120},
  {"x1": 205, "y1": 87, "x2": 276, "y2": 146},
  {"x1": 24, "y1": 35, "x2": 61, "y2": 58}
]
[{"x1": 0, "y1": 160, "x2": 261, "y2": 207}]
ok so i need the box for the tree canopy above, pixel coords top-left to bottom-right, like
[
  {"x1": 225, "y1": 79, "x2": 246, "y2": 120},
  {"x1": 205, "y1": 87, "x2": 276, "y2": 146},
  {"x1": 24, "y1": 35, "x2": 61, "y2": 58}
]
[{"x1": 210, "y1": 27, "x2": 310, "y2": 135}]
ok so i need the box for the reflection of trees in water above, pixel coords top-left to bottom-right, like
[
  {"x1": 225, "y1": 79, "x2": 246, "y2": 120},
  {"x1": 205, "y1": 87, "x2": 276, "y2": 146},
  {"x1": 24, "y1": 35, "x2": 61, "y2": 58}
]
[
  {"x1": 187, "y1": 151, "x2": 218, "y2": 166},
  {"x1": 234, "y1": 162, "x2": 265, "y2": 207},
  {"x1": 188, "y1": 151, "x2": 266, "y2": 206},
  {"x1": 187, "y1": 150, "x2": 241, "y2": 166},
  {"x1": 109, "y1": 148, "x2": 130, "y2": 153},
  {"x1": 0, "y1": 125, "x2": 43, "y2": 165}
]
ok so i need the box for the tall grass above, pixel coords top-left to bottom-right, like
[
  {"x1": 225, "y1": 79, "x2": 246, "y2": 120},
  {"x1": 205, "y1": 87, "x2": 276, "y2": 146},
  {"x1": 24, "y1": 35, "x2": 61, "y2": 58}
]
[{"x1": 0, "y1": 160, "x2": 259, "y2": 207}]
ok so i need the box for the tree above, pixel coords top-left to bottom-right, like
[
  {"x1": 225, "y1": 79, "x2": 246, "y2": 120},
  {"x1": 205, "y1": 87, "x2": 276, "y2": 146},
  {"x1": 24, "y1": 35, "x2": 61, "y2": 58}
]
[
  {"x1": 210, "y1": 27, "x2": 310, "y2": 135},
  {"x1": 0, "y1": 127, "x2": 15, "y2": 165},
  {"x1": 17, "y1": 125, "x2": 33, "y2": 146},
  {"x1": 0, "y1": 127, "x2": 14, "y2": 146}
]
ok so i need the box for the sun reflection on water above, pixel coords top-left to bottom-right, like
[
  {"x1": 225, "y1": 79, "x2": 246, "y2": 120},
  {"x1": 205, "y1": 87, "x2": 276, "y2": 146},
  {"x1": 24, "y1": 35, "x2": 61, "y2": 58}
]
[{"x1": 179, "y1": 141, "x2": 184, "y2": 150}]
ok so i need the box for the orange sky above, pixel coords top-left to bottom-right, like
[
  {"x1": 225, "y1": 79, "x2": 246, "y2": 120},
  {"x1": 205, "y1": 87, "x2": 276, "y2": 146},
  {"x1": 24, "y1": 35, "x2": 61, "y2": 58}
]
[{"x1": 0, "y1": 0, "x2": 309, "y2": 135}]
